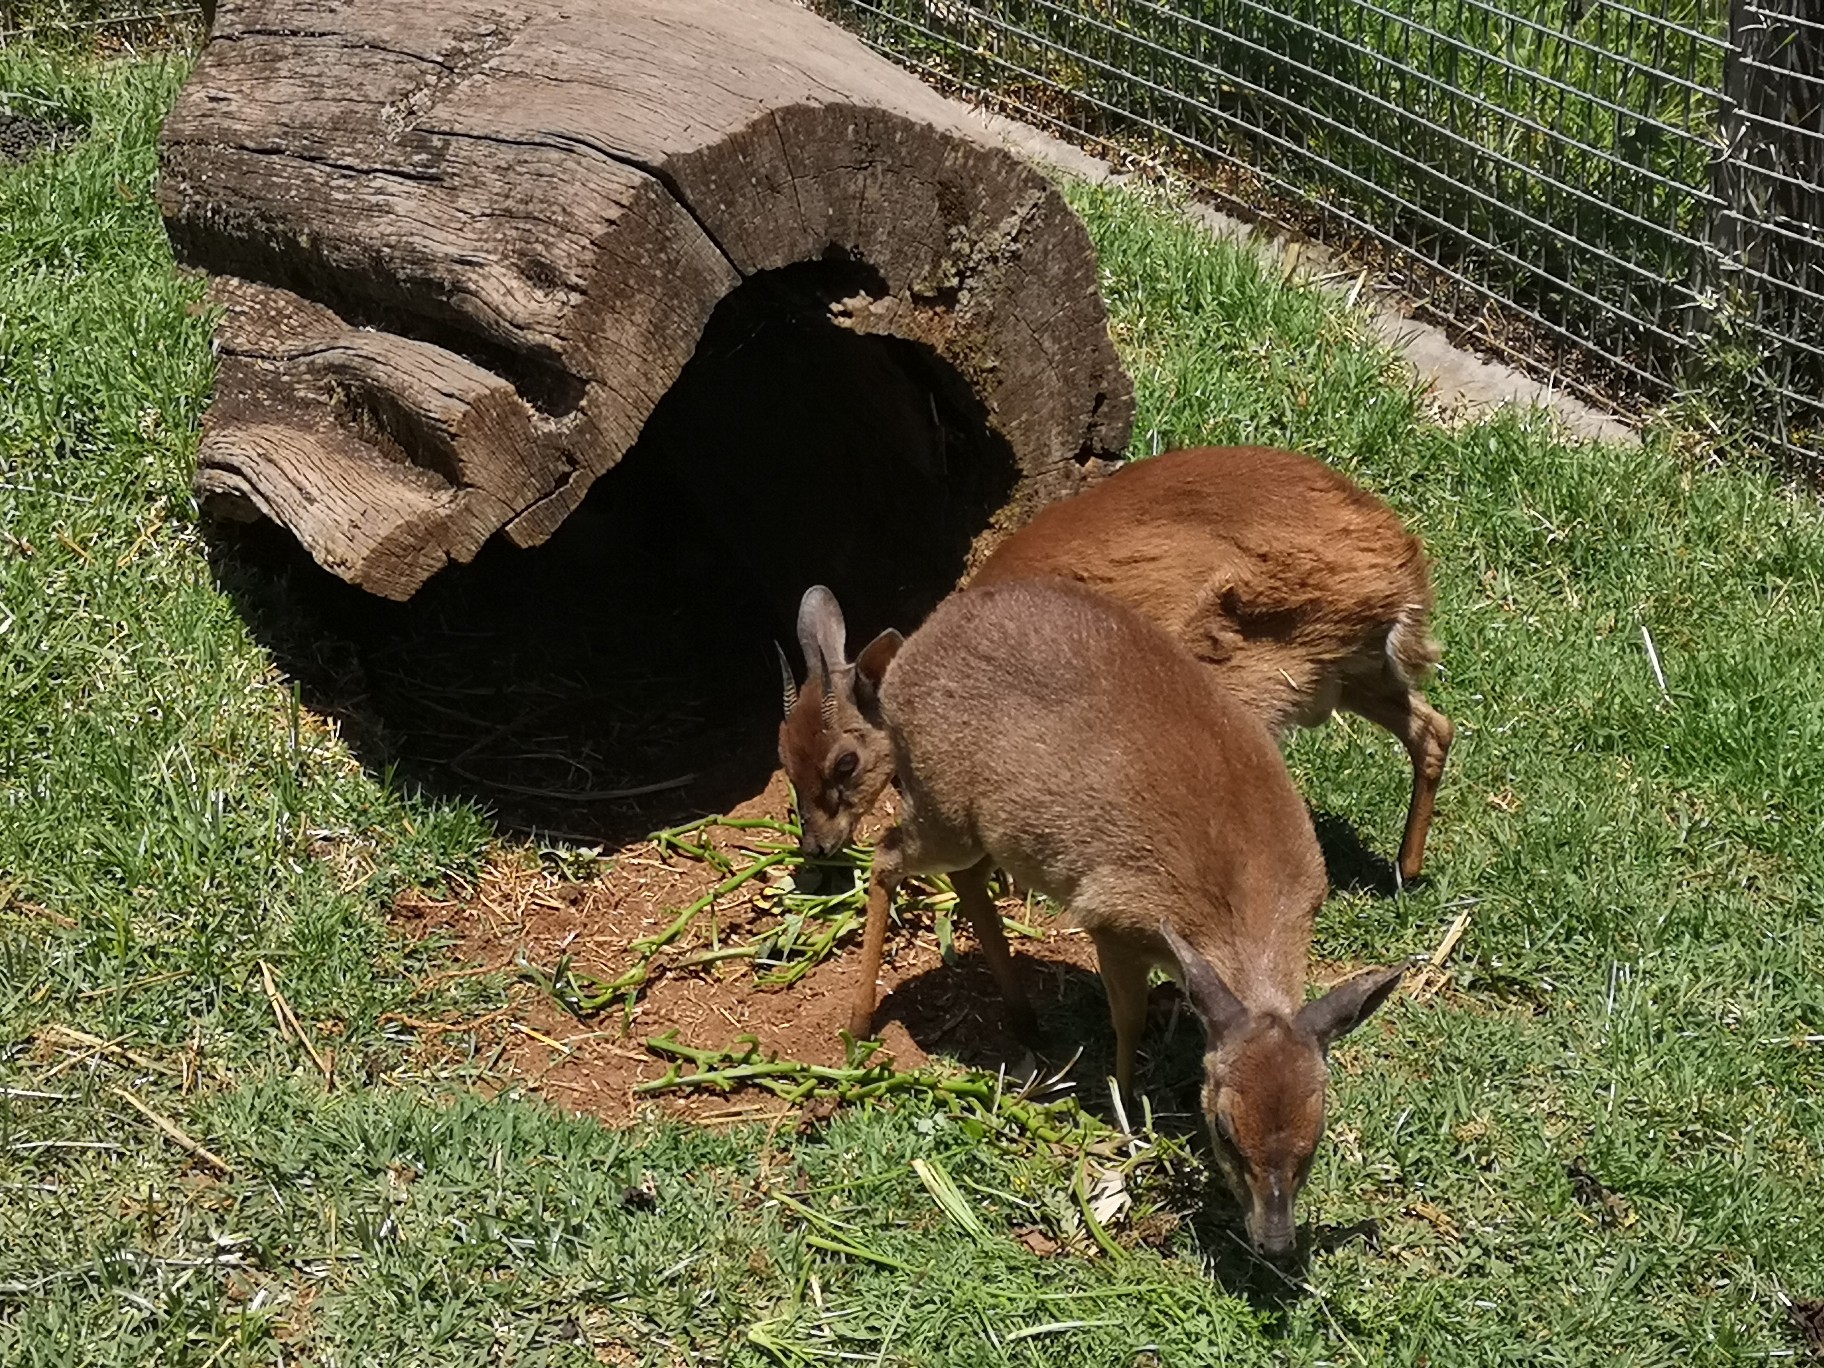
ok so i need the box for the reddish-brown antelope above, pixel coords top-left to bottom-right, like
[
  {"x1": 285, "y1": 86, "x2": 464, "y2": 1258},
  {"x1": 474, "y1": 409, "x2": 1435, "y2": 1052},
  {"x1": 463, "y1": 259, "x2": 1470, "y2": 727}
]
[
  {"x1": 968, "y1": 445, "x2": 1453, "y2": 885},
  {"x1": 780, "y1": 578, "x2": 1403, "y2": 1256}
]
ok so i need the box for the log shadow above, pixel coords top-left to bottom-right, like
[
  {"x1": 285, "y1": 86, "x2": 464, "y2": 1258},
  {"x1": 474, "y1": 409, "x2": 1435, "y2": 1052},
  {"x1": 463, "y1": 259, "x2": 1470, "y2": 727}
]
[
  {"x1": 205, "y1": 260, "x2": 1020, "y2": 848},
  {"x1": 204, "y1": 496, "x2": 784, "y2": 848}
]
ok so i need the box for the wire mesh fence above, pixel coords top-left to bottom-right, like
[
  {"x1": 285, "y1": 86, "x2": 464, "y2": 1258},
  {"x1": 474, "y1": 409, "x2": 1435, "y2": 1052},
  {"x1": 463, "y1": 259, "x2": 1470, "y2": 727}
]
[
  {"x1": 814, "y1": 0, "x2": 1824, "y2": 471},
  {"x1": 0, "y1": 1, "x2": 202, "y2": 47}
]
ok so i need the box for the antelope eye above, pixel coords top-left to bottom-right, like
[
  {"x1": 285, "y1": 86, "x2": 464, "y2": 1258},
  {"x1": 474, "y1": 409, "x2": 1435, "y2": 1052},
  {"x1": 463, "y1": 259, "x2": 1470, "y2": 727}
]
[{"x1": 832, "y1": 752, "x2": 859, "y2": 782}]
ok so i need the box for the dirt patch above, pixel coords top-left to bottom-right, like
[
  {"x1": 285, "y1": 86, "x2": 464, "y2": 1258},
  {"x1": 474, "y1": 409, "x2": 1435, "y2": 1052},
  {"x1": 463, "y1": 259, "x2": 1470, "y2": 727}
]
[
  {"x1": 387, "y1": 770, "x2": 1389, "y2": 1131},
  {"x1": 0, "y1": 110, "x2": 83, "y2": 165},
  {"x1": 390, "y1": 773, "x2": 1158, "y2": 1127}
]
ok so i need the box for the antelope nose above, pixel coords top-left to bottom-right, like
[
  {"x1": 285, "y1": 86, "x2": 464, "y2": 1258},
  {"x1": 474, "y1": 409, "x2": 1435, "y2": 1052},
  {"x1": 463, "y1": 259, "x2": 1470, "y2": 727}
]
[
  {"x1": 1249, "y1": 1200, "x2": 1298, "y2": 1261},
  {"x1": 1254, "y1": 1225, "x2": 1297, "y2": 1261}
]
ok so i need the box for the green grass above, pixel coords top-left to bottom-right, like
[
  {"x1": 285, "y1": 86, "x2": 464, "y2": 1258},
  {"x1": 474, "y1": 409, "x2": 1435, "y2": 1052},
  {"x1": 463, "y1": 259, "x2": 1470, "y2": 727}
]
[{"x1": 5, "y1": 37, "x2": 1824, "y2": 1368}]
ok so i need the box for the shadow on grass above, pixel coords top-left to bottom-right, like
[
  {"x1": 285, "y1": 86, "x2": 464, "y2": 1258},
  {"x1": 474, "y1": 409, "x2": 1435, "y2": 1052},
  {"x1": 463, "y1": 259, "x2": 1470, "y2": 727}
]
[
  {"x1": 1130, "y1": 1140, "x2": 1373, "y2": 1313},
  {"x1": 1312, "y1": 807, "x2": 1402, "y2": 897},
  {"x1": 1186, "y1": 1197, "x2": 1383, "y2": 1315},
  {"x1": 886, "y1": 943, "x2": 1390, "y2": 1309}
]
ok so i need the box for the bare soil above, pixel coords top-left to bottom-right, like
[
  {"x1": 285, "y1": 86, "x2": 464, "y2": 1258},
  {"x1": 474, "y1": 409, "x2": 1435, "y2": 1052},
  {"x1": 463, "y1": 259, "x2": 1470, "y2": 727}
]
[
  {"x1": 385, "y1": 768, "x2": 1405, "y2": 1133},
  {"x1": 389, "y1": 772, "x2": 1143, "y2": 1128}
]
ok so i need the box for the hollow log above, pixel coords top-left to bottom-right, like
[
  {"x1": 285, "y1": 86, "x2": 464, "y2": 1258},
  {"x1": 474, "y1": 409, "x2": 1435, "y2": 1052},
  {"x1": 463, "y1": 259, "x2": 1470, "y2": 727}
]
[{"x1": 158, "y1": 0, "x2": 1135, "y2": 601}]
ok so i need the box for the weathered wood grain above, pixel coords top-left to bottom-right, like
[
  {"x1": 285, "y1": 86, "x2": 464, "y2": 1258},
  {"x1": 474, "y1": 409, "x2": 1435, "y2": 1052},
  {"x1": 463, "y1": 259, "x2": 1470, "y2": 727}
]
[{"x1": 160, "y1": 0, "x2": 1133, "y2": 598}]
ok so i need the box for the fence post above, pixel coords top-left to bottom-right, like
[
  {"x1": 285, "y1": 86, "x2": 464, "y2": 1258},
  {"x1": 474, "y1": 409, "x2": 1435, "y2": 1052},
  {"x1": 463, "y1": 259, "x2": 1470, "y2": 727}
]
[{"x1": 1705, "y1": 0, "x2": 1824, "y2": 456}]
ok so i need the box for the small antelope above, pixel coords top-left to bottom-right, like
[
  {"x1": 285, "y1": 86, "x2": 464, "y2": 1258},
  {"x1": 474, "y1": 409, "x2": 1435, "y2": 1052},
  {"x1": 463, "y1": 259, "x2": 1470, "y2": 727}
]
[
  {"x1": 781, "y1": 579, "x2": 1403, "y2": 1256},
  {"x1": 970, "y1": 445, "x2": 1453, "y2": 884}
]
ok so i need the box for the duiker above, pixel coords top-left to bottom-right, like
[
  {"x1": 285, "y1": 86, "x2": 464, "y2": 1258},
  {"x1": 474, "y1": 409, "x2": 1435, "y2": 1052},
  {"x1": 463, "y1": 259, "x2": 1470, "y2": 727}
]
[
  {"x1": 779, "y1": 445, "x2": 1451, "y2": 883},
  {"x1": 969, "y1": 445, "x2": 1452, "y2": 884},
  {"x1": 785, "y1": 578, "x2": 1402, "y2": 1257}
]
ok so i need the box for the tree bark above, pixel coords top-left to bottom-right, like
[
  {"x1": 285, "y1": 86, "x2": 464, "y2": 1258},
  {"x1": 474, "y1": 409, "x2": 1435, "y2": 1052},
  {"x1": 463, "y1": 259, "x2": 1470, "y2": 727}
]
[{"x1": 158, "y1": 0, "x2": 1134, "y2": 599}]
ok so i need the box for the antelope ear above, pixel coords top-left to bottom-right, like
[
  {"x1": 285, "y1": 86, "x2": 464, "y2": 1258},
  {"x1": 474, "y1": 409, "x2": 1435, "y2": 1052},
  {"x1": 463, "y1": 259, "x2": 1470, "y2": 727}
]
[
  {"x1": 774, "y1": 642, "x2": 799, "y2": 717},
  {"x1": 797, "y1": 586, "x2": 848, "y2": 678},
  {"x1": 852, "y1": 630, "x2": 903, "y2": 713},
  {"x1": 1296, "y1": 965, "x2": 1404, "y2": 1051},
  {"x1": 1160, "y1": 921, "x2": 1246, "y2": 1039}
]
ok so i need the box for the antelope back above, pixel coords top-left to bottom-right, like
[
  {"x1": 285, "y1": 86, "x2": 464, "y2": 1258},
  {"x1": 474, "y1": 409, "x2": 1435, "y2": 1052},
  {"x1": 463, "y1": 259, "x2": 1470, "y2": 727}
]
[
  {"x1": 877, "y1": 577, "x2": 1323, "y2": 948},
  {"x1": 969, "y1": 446, "x2": 1436, "y2": 727}
]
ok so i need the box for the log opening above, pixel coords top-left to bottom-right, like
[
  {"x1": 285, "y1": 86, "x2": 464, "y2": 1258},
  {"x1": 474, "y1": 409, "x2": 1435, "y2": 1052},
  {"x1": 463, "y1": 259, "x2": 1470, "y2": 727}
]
[
  {"x1": 222, "y1": 262, "x2": 1018, "y2": 836},
  {"x1": 165, "y1": 0, "x2": 1135, "y2": 828}
]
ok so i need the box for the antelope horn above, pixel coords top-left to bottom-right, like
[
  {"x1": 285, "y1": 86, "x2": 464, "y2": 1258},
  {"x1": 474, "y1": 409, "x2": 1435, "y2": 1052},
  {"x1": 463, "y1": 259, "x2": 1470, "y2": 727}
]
[
  {"x1": 774, "y1": 642, "x2": 798, "y2": 717},
  {"x1": 821, "y1": 671, "x2": 839, "y2": 727}
]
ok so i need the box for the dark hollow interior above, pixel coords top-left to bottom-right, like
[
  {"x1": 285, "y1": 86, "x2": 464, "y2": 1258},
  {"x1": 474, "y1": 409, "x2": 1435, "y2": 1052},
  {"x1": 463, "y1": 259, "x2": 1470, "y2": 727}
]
[{"x1": 218, "y1": 260, "x2": 1020, "y2": 845}]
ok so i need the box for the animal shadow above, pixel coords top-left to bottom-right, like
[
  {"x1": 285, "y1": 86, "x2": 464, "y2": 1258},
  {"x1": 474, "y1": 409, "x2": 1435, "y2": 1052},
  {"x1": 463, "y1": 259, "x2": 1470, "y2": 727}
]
[
  {"x1": 891, "y1": 944, "x2": 1375, "y2": 1310},
  {"x1": 1310, "y1": 808, "x2": 1403, "y2": 897},
  {"x1": 881, "y1": 948, "x2": 1105, "y2": 1081},
  {"x1": 1179, "y1": 1188, "x2": 1381, "y2": 1310}
]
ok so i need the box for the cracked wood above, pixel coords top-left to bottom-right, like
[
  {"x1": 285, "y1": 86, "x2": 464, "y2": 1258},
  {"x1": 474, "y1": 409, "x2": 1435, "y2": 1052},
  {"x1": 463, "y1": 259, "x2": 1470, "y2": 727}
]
[{"x1": 161, "y1": 0, "x2": 1134, "y2": 599}]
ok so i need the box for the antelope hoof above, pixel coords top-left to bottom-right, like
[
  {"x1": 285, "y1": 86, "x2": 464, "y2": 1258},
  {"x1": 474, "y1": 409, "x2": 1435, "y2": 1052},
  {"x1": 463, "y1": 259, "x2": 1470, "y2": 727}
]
[{"x1": 1397, "y1": 850, "x2": 1426, "y2": 888}]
